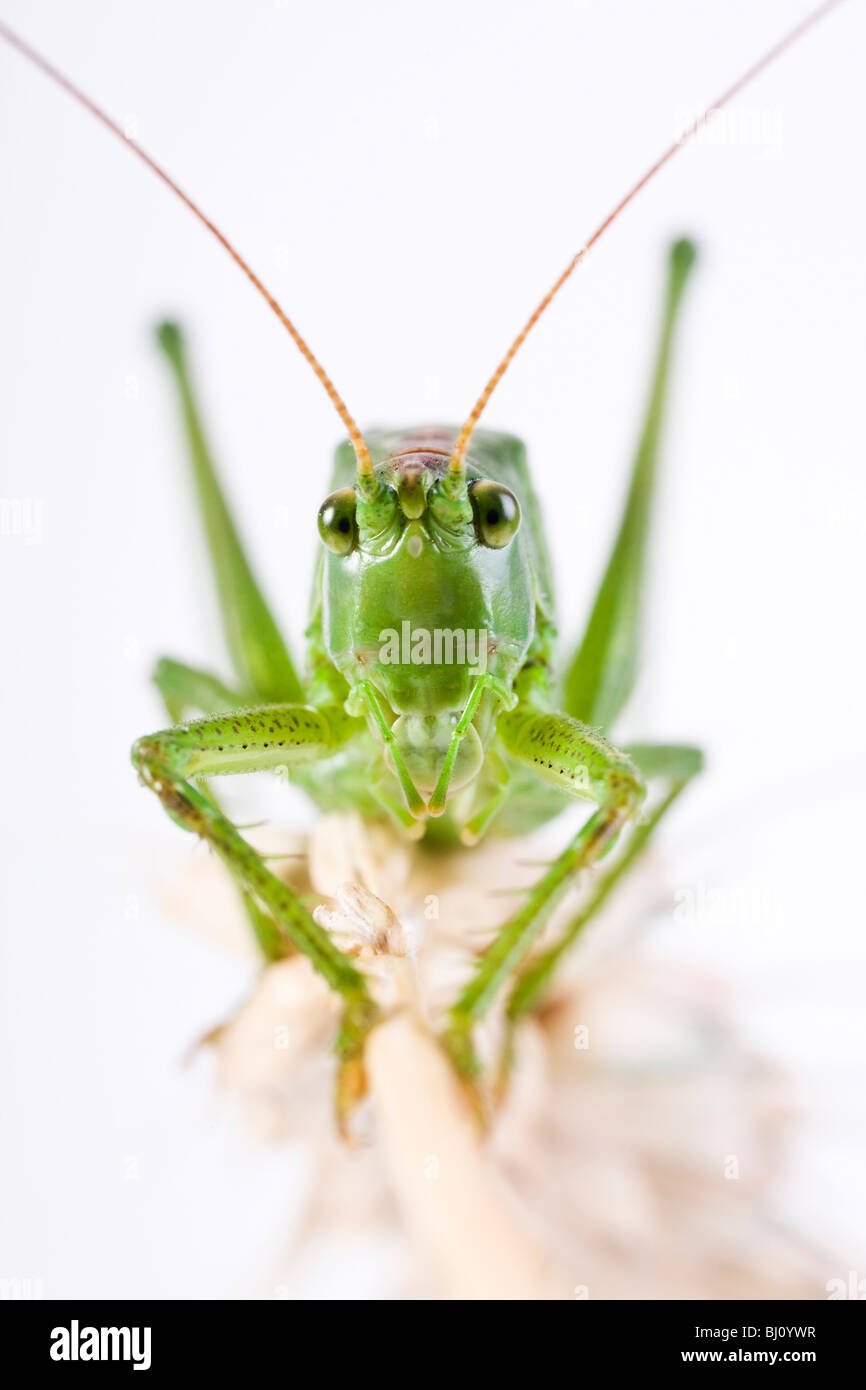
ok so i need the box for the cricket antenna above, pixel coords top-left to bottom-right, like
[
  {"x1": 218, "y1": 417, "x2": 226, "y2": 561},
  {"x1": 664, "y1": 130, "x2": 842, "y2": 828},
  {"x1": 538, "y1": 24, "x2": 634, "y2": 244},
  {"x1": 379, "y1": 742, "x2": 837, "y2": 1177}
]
[
  {"x1": 448, "y1": 0, "x2": 846, "y2": 477},
  {"x1": 0, "y1": 19, "x2": 375, "y2": 478}
]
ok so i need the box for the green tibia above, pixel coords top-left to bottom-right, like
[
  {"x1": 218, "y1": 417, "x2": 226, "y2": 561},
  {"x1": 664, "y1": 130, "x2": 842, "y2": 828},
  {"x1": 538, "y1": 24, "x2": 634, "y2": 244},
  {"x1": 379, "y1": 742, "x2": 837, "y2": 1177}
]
[
  {"x1": 563, "y1": 240, "x2": 697, "y2": 729},
  {"x1": 151, "y1": 654, "x2": 293, "y2": 962},
  {"x1": 505, "y1": 743, "x2": 703, "y2": 1028},
  {"x1": 156, "y1": 322, "x2": 303, "y2": 705},
  {"x1": 130, "y1": 705, "x2": 378, "y2": 1060},
  {"x1": 442, "y1": 706, "x2": 645, "y2": 1080}
]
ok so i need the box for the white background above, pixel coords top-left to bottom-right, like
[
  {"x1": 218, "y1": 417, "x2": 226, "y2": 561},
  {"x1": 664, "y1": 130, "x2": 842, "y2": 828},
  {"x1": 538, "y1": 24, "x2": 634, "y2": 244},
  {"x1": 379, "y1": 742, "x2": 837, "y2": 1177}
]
[{"x1": 1, "y1": 0, "x2": 864, "y2": 1298}]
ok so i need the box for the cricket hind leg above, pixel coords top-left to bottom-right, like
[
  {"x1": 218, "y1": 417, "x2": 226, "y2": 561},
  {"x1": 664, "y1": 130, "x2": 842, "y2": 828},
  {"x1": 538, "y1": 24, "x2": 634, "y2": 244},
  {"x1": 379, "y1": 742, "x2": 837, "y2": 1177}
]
[
  {"x1": 152, "y1": 656, "x2": 243, "y2": 723},
  {"x1": 156, "y1": 322, "x2": 303, "y2": 705},
  {"x1": 563, "y1": 239, "x2": 697, "y2": 729}
]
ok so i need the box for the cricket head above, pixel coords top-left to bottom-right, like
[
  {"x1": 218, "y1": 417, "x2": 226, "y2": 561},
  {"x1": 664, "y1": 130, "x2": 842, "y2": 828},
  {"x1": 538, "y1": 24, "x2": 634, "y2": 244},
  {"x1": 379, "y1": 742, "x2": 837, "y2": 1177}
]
[{"x1": 317, "y1": 445, "x2": 534, "y2": 807}]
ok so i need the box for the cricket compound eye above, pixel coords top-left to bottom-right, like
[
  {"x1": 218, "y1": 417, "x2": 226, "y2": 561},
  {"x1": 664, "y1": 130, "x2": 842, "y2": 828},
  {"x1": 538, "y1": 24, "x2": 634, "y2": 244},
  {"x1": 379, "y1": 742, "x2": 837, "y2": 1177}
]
[
  {"x1": 469, "y1": 480, "x2": 520, "y2": 549},
  {"x1": 317, "y1": 488, "x2": 358, "y2": 555}
]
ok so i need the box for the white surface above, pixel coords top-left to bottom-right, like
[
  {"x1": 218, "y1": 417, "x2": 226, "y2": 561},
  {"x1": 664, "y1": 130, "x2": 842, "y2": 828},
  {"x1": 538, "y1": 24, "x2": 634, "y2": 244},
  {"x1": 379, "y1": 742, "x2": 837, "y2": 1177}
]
[{"x1": 1, "y1": 0, "x2": 864, "y2": 1298}]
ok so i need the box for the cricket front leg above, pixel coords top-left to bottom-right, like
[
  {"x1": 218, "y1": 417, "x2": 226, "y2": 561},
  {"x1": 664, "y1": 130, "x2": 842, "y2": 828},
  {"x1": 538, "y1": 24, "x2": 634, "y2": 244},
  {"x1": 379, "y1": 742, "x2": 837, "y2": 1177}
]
[
  {"x1": 442, "y1": 706, "x2": 645, "y2": 1084},
  {"x1": 151, "y1": 654, "x2": 295, "y2": 961},
  {"x1": 499, "y1": 742, "x2": 703, "y2": 1079},
  {"x1": 131, "y1": 702, "x2": 378, "y2": 1117}
]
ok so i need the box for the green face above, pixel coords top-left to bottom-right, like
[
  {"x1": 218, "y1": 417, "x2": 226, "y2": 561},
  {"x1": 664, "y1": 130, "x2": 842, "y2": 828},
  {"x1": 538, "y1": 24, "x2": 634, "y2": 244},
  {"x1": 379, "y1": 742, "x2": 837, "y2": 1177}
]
[{"x1": 317, "y1": 450, "x2": 535, "y2": 798}]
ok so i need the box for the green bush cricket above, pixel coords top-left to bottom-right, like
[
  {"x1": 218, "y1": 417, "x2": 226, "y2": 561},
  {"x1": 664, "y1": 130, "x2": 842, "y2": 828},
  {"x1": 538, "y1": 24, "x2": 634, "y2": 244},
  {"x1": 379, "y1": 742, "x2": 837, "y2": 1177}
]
[{"x1": 0, "y1": 2, "x2": 846, "y2": 1125}]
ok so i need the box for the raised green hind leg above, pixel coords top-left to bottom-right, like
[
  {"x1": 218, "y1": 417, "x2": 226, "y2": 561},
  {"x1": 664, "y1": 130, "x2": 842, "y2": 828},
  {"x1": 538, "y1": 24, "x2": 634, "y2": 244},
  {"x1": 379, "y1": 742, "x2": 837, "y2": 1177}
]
[
  {"x1": 156, "y1": 322, "x2": 302, "y2": 704},
  {"x1": 564, "y1": 239, "x2": 697, "y2": 729},
  {"x1": 152, "y1": 656, "x2": 242, "y2": 723}
]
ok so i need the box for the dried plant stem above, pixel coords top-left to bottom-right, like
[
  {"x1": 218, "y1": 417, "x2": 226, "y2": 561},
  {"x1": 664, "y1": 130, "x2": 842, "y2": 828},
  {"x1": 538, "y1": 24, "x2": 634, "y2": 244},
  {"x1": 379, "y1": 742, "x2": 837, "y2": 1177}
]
[{"x1": 366, "y1": 1011, "x2": 567, "y2": 1300}]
